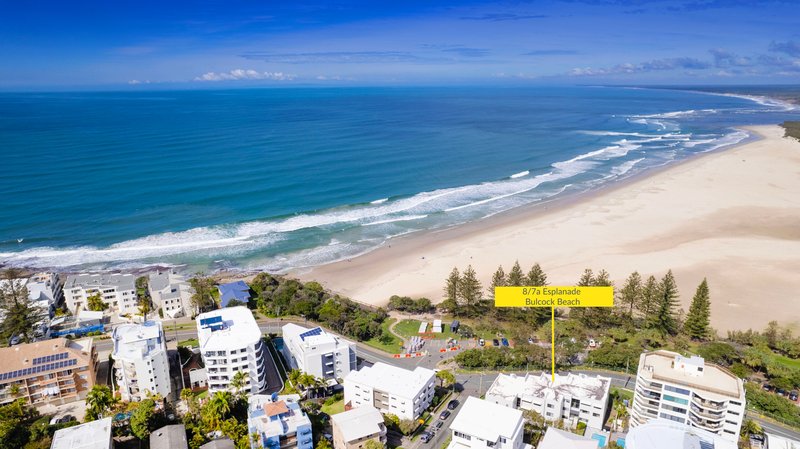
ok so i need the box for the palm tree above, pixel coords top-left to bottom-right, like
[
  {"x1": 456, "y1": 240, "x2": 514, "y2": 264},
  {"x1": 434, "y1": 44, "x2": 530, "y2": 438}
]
[
  {"x1": 231, "y1": 370, "x2": 250, "y2": 401},
  {"x1": 203, "y1": 391, "x2": 233, "y2": 430},
  {"x1": 85, "y1": 385, "x2": 115, "y2": 421},
  {"x1": 741, "y1": 419, "x2": 763, "y2": 439}
]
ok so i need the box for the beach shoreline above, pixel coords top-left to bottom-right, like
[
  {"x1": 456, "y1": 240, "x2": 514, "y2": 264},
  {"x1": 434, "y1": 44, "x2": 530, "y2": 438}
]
[{"x1": 295, "y1": 124, "x2": 800, "y2": 333}]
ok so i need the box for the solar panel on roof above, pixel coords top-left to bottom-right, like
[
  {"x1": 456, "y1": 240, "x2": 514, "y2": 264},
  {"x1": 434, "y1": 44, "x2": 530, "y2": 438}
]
[
  {"x1": 32, "y1": 352, "x2": 68, "y2": 365},
  {"x1": 0, "y1": 358, "x2": 78, "y2": 380},
  {"x1": 299, "y1": 327, "x2": 323, "y2": 341}
]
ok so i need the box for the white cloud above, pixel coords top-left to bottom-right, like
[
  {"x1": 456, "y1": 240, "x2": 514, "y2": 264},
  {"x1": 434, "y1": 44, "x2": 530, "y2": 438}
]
[
  {"x1": 128, "y1": 79, "x2": 150, "y2": 85},
  {"x1": 194, "y1": 69, "x2": 296, "y2": 82}
]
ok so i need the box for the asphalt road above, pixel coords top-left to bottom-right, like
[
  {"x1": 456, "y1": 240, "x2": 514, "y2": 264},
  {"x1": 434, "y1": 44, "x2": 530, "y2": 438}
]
[{"x1": 94, "y1": 318, "x2": 800, "y2": 442}]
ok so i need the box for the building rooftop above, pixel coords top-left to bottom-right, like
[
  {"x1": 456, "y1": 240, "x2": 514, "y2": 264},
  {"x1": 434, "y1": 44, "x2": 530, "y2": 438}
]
[
  {"x1": 196, "y1": 306, "x2": 262, "y2": 351},
  {"x1": 64, "y1": 273, "x2": 135, "y2": 291},
  {"x1": 199, "y1": 439, "x2": 235, "y2": 449},
  {"x1": 450, "y1": 397, "x2": 523, "y2": 443},
  {"x1": 487, "y1": 372, "x2": 610, "y2": 404},
  {"x1": 639, "y1": 351, "x2": 744, "y2": 400},
  {"x1": 345, "y1": 362, "x2": 434, "y2": 398},
  {"x1": 626, "y1": 419, "x2": 736, "y2": 449},
  {"x1": 218, "y1": 281, "x2": 251, "y2": 307},
  {"x1": 0, "y1": 338, "x2": 93, "y2": 382},
  {"x1": 51, "y1": 417, "x2": 113, "y2": 449},
  {"x1": 112, "y1": 321, "x2": 165, "y2": 360},
  {"x1": 538, "y1": 427, "x2": 598, "y2": 449},
  {"x1": 332, "y1": 405, "x2": 384, "y2": 442},
  {"x1": 150, "y1": 424, "x2": 188, "y2": 449},
  {"x1": 283, "y1": 323, "x2": 352, "y2": 349},
  {"x1": 766, "y1": 433, "x2": 800, "y2": 449},
  {"x1": 248, "y1": 394, "x2": 313, "y2": 448}
]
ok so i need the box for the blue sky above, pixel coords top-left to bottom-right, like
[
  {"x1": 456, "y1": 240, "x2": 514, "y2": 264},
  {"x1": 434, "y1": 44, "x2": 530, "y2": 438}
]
[{"x1": 1, "y1": 0, "x2": 799, "y2": 89}]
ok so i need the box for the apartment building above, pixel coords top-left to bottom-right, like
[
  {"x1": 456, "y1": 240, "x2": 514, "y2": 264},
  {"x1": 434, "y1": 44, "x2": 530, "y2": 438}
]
[
  {"x1": 630, "y1": 350, "x2": 746, "y2": 443},
  {"x1": 111, "y1": 321, "x2": 171, "y2": 401},
  {"x1": 281, "y1": 323, "x2": 357, "y2": 381},
  {"x1": 331, "y1": 405, "x2": 386, "y2": 449},
  {"x1": 0, "y1": 338, "x2": 97, "y2": 406},
  {"x1": 344, "y1": 362, "x2": 435, "y2": 421},
  {"x1": 51, "y1": 417, "x2": 113, "y2": 449},
  {"x1": 537, "y1": 428, "x2": 599, "y2": 449},
  {"x1": 26, "y1": 272, "x2": 63, "y2": 317},
  {"x1": 248, "y1": 394, "x2": 313, "y2": 449},
  {"x1": 626, "y1": 419, "x2": 737, "y2": 449},
  {"x1": 63, "y1": 273, "x2": 137, "y2": 315},
  {"x1": 485, "y1": 372, "x2": 610, "y2": 430},
  {"x1": 447, "y1": 397, "x2": 527, "y2": 449},
  {"x1": 148, "y1": 271, "x2": 194, "y2": 319},
  {"x1": 197, "y1": 306, "x2": 267, "y2": 394}
]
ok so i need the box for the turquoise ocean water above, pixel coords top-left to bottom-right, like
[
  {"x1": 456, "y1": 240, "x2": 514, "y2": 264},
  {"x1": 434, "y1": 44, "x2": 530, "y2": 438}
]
[{"x1": 0, "y1": 86, "x2": 798, "y2": 272}]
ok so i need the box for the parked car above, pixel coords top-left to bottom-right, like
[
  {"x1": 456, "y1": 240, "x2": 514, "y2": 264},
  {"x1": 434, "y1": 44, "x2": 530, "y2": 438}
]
[
  {"x1": 447, "y1": 399, "x2": 459, "y2": 410},
  {"x1": 776, "y1": 389, "x2": 787, "y2": 397},
  {"x1": 527, "y1": 337, "x2": 535, "y2": 344},
  {"x1": 501, "y1": 338, "x2": 509, "y2": 347},
  {"x1": 789, "y1": 391, "x2": 798, "y2": 401},
  {"x1": 588, "y1": 339, "x2": 597, "y2": 348},
  {"x1": 435, "y1": 421, "x2": 444, "y2": 430},
  {"x1": 492, "y1": 339, "x2": 500, "y2": 347},
  {"x1": 439, "y1": 410, "x2": 451, "y2": 420},
  {"x1": 479, "y1": 338, "x2": 485, "y2": 346},
  {"x1": 762, "y1": 384, "x2": 774, "y2": 392},
  {"x1": 420, "y1": 432, "x2": 433, "y2": 443}
]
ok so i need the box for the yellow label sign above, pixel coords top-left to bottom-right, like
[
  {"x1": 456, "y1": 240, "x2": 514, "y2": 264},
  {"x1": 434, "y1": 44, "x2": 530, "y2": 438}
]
[{"x1": 494, "y1": 286, "x2": 614, "y2": 308}]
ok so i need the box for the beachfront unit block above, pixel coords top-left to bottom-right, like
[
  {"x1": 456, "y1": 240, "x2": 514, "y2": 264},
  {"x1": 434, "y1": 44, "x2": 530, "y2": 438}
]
[
  {"x1": 630, "y1": 350, "x2": 745, "y2": 443},
  {"x1": 447, "y1": 397, "x2": 528, "y2": 449},
  {"x1": 197, "y1": 306, "x2": 267, "y2": 394},
  {"x1": 63, "y1": 273, "x2": 137, "y2": 315},
  {"x1": 485, "y1": 372, "x2": 611, "y2": 430},
  {"x1": 148, "y1": 270, "x2": 195, "y2": 319},
  {"x1": 281, "y1": 323, "x2": 357, "y2": 381},
  {"x1": 248, "y1": 393, "x2": 313, "y2": 449},
  {"x1": 537, "y1": 427, "x2": 600, "y2": 449},
  {"x1": 625, "y1": 418, "x2": 737, "y2": 449},
  {"x1": 344, "y1": 362, "x2": 435, "y2": 421},
  {"x1": 111, "y1": 321, "x2": 171, "y2": 401},
  {"x1": 0, "y1": 337, "x2": 97, "y2": 406},
  {"x1": 51, "y1": 417, "x2": 113, "y2": 449},
  {"x1": 331, "y1": 405, "x2": 387, "y2": 449}
]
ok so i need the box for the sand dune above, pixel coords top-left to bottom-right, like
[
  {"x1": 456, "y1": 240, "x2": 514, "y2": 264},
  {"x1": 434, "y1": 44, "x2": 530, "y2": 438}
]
[{"x1": 297, "y1": 125, "x2": 800, "y2": 333}]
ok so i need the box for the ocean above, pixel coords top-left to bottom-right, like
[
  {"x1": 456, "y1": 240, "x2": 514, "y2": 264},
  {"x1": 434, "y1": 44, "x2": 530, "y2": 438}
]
[{"x1": 1, "y1": 86, "x2": 798, "y2": 273}]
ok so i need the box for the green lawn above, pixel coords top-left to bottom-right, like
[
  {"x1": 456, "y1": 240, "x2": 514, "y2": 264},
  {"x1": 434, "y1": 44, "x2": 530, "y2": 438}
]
[
  {"x1": 364, "y1": 318, "x2": 403, "y2": 354},
  {"x1": 321, "y1": 399, "x2": 345, "y2": 416},
  {"x1": 393, "y1": 319, "x2": 460, "y2": 340},
  {"x1": 178, "y1": 338, "x2": 199, "y2": 347},
  {"x1": 770, "y1": 353, "x2": 800, "y2": 370}
]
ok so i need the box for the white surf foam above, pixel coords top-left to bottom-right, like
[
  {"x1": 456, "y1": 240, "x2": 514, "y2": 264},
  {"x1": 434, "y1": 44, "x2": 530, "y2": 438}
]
[
  {"x1": 370, "y1": 198, "x2": 389, "y2": 205},
  {"x1": 510, "y1": 170, "x2": 529, "y2": 179}
]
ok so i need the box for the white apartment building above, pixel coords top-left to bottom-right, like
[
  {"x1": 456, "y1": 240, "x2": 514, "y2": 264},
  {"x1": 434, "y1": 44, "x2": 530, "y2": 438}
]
[
  {"x1": 281, "y1": 324, "x2": 356, "y2": 381},
  {"x1": 148, "y1": 271, "x2": 194, "y2": 319},
  {"x1": 537, "y1": 428, "x2": 599, "y2": 449},
  {"x1": 63, "y1": 273, "x2": 137, "y2": 315},
  {"x1": 447, "y1": 397, "x2": 527, "y2": 449},
  {"x1": 344, "y1": 362, "x2": 435, "y2": 421},
  {"x1": 630, "y1": 350, "x2": 746, "y2": 443},
  {"x1": 626, "y1": 419, "x2": 737, "y2": 449},
  {"x1": 485, "y1": 372, "x2": 610, "y2": 430},
  {"x1": 112, "y1": 321, "x2": 171, "y2": 401},
  {"x1": 197, "y1": 306, "x2": 267, "y2": 395}
]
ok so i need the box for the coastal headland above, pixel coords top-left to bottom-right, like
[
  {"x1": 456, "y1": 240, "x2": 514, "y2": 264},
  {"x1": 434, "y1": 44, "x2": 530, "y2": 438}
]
[{"x1": 297, "y1": 125, "x2": 800, "y2": 333}]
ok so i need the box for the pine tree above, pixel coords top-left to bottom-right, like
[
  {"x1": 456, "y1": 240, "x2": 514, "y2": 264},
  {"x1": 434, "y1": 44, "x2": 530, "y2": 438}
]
[
  {"x1": 594, "y1": 269, "x2": 612, "y2": 287},
  {"x1": 577, "y1": 269, "x2": 594, "y2": 286},
  {"x1": 489, "y1": 266, "x2": 506, "y2": 299},
  {"x1": 508, "y1": 261, "x2": 525, "y2": 286},
  {"x1": 0, "y1": 269, "x2": 46, "y2": 343},
  {"x1": 619, "y1": 271, "x2": 643, "y2": 318},
  {"x1": 458, "y1": 265, "x2": 483, "y2": 315},
  {"x1": 639, "y1": 275, "x2": 660, "y2": 323},
  {"x1": 443, "y1": 267, "x2": 460, "y2": 314},
  {"x1": 525, "y1": 263, "x2": 548, "y2": 286},
  {"x1": 649, "y1": 270, "x2": 679, "y2": 335},
  {"x1": 684, "y1": 278, "x2": 711, "y2": 340}
]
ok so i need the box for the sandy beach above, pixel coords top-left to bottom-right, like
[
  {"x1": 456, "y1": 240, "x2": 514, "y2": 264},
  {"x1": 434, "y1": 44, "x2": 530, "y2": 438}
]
[{"x1": 297, "y1": 125, "x2": 800, "y2": 333}]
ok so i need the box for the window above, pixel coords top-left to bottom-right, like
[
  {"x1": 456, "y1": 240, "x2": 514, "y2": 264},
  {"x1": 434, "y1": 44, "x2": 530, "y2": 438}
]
[
  {"x1": 454, "y1": 432, "x2": 471, "y2": 441},
  {"x1": 664, "y1": 385, "x2": 690, "y2": 396}
]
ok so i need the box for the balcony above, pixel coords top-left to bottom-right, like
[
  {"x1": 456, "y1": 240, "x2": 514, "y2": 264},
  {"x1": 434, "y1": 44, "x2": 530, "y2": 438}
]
[
  {"x1": 691, "y1": 396, "x2": 726, "y2": 411},
  {"x1": 690, "y1": 405, "x2": 724, "y2": 420}
]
